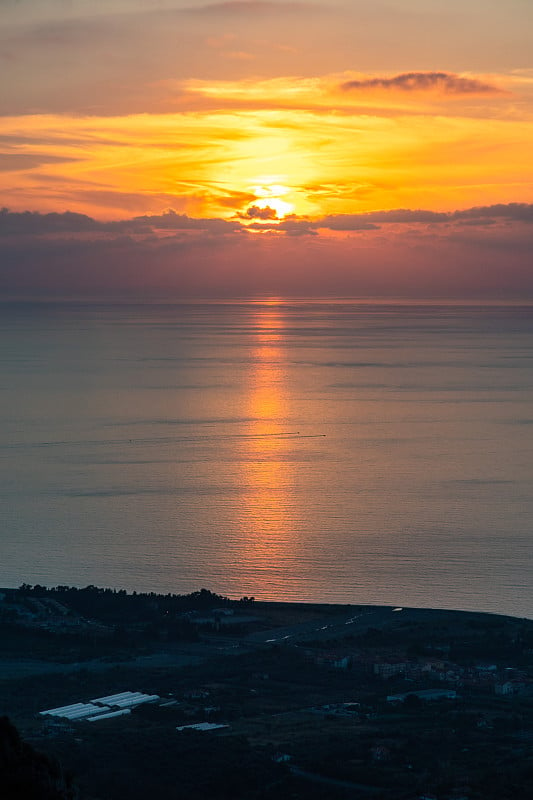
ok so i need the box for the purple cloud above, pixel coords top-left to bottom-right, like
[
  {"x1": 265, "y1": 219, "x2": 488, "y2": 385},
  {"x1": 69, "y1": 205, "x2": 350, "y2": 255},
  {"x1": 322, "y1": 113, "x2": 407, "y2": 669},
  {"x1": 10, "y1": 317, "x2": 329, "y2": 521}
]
[
  {"x1": 314, "y1": 215, "x2": 380, "y2": 231},
  {"x1": 188, "y1": 1, "x2": 320, "y2": 15},
  {"x1": 341, "y1": 72, "x2": 503, "y2": 95},
  {"x1": 0, "y1": 208, "x2": 102, "y2": 235},
  {"x1": 2, "y1": 203, "x2": 533, "y2": 300},
  {"x1": 129, "y1": 209, "x2": 241, "y2": 233},
  {"x1": 0, "y1": 208, "x2": 242, "y2": 236},
  {"x1": 242, "y1": 205, "x2": 279, "y2": 220},
  {"x1": 451, "y1": 203, "x2": 533, "y2": 223},
  {"x1": 2, "y1": 204, "x2": 533, "y2": 242}
]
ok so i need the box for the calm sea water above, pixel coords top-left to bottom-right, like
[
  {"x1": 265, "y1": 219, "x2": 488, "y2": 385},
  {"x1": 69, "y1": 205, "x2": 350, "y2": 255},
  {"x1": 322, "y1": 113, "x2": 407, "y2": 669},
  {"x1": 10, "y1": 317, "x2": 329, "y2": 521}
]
[{"x1": 1, "y1": 300, "x2": 532, "y2": 618}]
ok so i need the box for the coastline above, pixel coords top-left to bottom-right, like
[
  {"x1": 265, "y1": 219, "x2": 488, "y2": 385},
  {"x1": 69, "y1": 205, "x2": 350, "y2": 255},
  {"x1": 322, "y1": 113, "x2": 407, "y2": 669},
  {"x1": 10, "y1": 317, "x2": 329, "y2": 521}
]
[{"x1": 2, "y1": 585, "x2": 532, "y2": 800}]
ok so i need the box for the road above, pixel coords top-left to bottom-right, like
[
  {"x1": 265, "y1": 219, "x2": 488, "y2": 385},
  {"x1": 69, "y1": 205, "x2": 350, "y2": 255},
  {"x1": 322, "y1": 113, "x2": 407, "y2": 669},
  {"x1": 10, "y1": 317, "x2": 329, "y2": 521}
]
[
  {"x1": 246, "y1": 606, "x2": 405, "y2": 646},
  {"x1": 289, "y1": 765, "x2": 383, "y2": 794}
]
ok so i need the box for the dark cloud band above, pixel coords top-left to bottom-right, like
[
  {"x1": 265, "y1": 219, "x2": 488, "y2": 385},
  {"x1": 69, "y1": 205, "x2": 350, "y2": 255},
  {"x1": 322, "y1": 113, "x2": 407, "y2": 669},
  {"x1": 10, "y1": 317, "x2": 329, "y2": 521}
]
[{"x1": 2, "y1": 203, "x2": 533, "y2": 239}]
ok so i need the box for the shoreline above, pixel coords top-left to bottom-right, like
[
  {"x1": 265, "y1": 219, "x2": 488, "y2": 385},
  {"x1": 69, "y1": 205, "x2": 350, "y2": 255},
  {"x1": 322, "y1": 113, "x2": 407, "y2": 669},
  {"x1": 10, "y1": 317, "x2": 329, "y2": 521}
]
[{"x1": 2, "y1": 585, "x2": 531, "y2": 623}]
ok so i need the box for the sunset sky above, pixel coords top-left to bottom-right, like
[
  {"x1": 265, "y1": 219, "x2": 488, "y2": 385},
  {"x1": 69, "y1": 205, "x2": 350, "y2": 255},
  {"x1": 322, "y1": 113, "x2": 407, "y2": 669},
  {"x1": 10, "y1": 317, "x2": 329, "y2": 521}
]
[{"x1": 2, "y1": 0, "x2": 533, "y2": 297}]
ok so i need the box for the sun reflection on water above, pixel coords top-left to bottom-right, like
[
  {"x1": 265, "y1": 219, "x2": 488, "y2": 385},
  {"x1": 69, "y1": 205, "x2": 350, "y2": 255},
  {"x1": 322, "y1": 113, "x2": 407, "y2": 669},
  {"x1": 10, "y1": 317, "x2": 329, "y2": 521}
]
[{"x1": 235, "y1": 302, "x2": 299, "y2": 588}]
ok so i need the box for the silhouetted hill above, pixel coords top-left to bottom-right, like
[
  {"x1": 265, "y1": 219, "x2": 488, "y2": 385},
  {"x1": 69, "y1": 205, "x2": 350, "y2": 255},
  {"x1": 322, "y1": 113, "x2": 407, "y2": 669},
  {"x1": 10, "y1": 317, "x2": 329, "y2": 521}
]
[{"x1": 0, "y1": 716, "x2": 77, "y2": 800}]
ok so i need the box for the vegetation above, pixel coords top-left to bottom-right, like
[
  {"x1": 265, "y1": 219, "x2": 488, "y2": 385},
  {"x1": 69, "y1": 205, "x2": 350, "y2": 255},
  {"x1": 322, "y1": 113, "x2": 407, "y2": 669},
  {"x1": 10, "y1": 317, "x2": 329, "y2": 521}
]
[
  {"x1": 17, "y1": 584, "x2": 234, "y2": 622},
  {"x1": 0, "y1": 716, "x2": 77, "y2": 800},
  {"x1": 1, "y1": 589, "x2": 532, "y2": 799}
]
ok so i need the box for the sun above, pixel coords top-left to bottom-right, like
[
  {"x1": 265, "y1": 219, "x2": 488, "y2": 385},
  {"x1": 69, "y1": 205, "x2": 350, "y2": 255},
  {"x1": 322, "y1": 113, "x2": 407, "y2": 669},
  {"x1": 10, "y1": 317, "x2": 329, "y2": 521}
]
[
  {"x1": 254, "y1": 196, "x2": 294, "y2": 218},
  {"x1": 247, "y1": 180, "x2": 295, "y2": 221}
]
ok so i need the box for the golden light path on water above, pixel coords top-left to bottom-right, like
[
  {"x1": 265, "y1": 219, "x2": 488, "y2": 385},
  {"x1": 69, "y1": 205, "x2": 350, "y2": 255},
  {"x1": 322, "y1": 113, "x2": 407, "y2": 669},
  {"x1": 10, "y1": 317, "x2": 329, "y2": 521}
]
[
  {"x1": 1, "y1": 302, "x2": 533, "y2": 617},
  {"x1": 231, "y1": 302, "x2": 300, "y2": 595}
]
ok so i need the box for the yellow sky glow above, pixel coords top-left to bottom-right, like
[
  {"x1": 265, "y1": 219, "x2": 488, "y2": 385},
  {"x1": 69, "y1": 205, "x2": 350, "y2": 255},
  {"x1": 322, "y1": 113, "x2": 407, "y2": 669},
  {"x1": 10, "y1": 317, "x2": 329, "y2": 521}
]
[{"x1": 2, "y1": 72, "x2": 533, "y2": 221}]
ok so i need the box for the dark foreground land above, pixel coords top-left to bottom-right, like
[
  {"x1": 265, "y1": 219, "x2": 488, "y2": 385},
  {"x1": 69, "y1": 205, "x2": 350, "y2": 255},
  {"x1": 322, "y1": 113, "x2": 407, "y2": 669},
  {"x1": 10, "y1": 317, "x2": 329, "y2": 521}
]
[{"x1": 1, "y1": 585, "x2": 533, "y2": 800}]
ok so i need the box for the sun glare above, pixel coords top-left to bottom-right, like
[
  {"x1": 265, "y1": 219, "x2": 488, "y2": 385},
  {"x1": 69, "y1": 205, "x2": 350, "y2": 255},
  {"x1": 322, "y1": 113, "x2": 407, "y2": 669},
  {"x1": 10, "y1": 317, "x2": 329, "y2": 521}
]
[
  {"x1": 246, "y1": 180, "x2": 295, "y2": 221},
  {"x1": 254, "y1": 196, "x2": 294, "y2": 218}
]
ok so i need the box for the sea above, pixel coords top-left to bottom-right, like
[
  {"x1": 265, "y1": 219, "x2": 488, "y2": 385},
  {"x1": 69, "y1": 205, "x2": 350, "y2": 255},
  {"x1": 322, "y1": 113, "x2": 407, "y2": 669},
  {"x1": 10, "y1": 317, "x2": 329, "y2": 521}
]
[{"x1": 1, "y1": 300, "x2": 532, "y2": 618}]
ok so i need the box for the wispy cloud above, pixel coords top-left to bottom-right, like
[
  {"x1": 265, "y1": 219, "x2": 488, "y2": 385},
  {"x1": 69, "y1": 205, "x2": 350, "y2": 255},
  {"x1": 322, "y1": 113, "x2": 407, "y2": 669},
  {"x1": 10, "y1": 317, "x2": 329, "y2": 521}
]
[
  {"x1": 186, "y1": 1, "x2": 321, "y2": 15},
  {"x1": 341, "y1": 72, "x2": 505, "y2": 95},
  {"x1": 0, "y1": 153, "x2": 77, "y2": 172}
]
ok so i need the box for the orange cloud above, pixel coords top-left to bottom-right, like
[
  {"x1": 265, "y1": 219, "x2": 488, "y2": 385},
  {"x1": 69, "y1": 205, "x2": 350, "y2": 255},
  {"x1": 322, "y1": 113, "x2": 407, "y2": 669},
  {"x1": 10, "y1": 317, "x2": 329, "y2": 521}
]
[{"x1": 1, "y1": 67, "x2": 532, "y2": 223}]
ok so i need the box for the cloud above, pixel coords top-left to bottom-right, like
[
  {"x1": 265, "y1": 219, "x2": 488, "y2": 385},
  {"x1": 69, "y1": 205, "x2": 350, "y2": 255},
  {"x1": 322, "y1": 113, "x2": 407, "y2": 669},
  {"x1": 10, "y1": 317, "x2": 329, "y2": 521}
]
[
  {"x1": 3, "y1": 203, "x2": 533, "y2": 242},
  {"x1": 0, "y1": 208, "x2": 103, "y2": 235},
  {"x1": 242, "y1": 205, "x2": 279, "y2": 220},
  {"x1": 2, "y1": 203, "x2": 533, "y2": 299},
  {"x1": 187, "y1": 1, "x2": 320, "y2": 16},
  {"x1": 314, "y1": 215, "x2": 380, "y2": 231},
  {"x1": 278, "y1": 218, "x2": 317, "y2": 236},
  {"x1": 0, "y1": 208, "x2": 242, "y2": 236},
  {"x1": 129, "y1": 209, "x2": 242, "y2": 232},
  {"x1": 0, "y1": 153, "x2": 78, "y2": 172},
  {"x1": 341, "y1": 72, "x2": 504, "y2": 95},
  {"x1": 244, "y1": 217, "x2": 318, "y2": 234},
  {"x1": 452, "y1": 203, "x2": 533, "y2": 223},
  {"x1": 315, "y1": 204, "x2": 533, "y2": 229},
  {"x1": 361, "y1": 209, "x2": 449, "y2": 224}
]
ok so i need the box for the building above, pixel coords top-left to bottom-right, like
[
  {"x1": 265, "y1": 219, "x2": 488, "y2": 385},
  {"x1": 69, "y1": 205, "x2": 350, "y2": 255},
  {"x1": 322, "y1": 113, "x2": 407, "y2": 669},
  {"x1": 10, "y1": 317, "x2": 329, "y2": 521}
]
[{"x1": 373, "y1": 661, "x2": 406, "y2": 678}]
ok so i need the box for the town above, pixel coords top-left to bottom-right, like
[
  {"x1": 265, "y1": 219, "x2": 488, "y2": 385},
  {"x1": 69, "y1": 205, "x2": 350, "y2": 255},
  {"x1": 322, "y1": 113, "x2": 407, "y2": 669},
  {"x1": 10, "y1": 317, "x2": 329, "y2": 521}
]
[{"x1": 1, "y1": 585, "x2": 532, "y2": 799}]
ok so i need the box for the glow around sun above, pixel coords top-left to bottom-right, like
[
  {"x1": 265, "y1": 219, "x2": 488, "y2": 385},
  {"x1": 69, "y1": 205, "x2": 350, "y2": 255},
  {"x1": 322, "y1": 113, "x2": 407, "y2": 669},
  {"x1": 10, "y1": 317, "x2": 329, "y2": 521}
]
[{"x1": 247, "y1": 182, "x2": 295, "y2": 221}]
